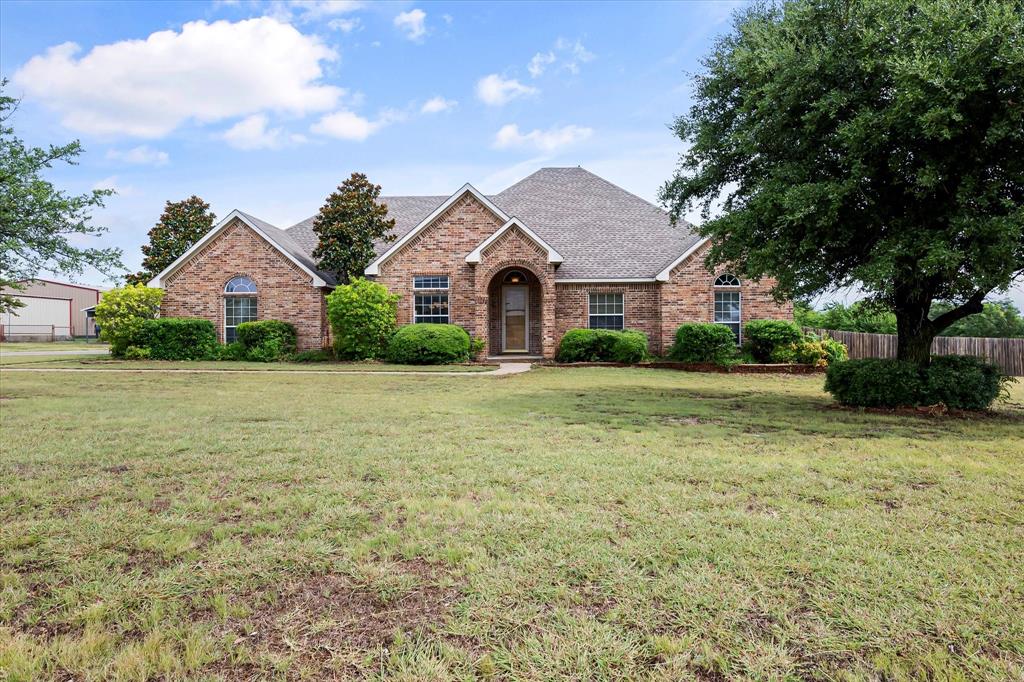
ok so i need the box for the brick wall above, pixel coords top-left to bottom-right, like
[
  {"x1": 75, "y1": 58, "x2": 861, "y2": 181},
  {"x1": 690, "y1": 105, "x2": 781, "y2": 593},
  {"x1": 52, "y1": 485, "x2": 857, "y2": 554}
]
[
  {"x1": 555, "y1": 283, "x2": 664, "y2": 354},
  {"x1": 161, "y1": 219, "x2": 328, "y2": 350},
  {"x1": 659, "y1": 241, "x2": 791, "y2": 352}
]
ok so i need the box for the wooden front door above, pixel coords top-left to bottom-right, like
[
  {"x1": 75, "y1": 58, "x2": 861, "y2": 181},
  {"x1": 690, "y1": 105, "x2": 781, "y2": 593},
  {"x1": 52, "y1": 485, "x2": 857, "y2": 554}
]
[{"x1": 502, "y1": 285, "x2": 528, "y2": 352}]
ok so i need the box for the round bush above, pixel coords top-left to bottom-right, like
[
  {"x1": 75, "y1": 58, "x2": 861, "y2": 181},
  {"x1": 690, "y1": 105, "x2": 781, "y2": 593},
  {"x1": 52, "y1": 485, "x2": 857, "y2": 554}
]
[
  {"x1": 824, "y1": 358, "x2": 925, "y2": 407},
  {"x1": 744, "y1": 320, "x2": 803, "y2": 362},
  {"x1": 387, "y1": 324, "x2": 471, "y2": 364},
  {"x1": 668, "y1": 323, "x2": 737, "y2": 363},
  {"x1": 924, "y1": 355, "x2": 1007, "y2": 410},
  {"x1": 556, "y1": 329, "x2": 648, "y2": 363},
  {"x1": 236, "y1": 320, "x2": 297, "y2": 362},
  {"x1": 326, "y1": 278, "x2": 398, "y2": 360},
  {"x1": 93, "y1": 285, "x2": 164, "y2": 357}
]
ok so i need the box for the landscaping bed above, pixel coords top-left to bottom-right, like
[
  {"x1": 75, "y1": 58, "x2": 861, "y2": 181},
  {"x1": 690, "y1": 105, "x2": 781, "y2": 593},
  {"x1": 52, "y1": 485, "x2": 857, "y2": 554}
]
[{"x1": 548, "y1": 360, "x2": 825, "y2": 373}]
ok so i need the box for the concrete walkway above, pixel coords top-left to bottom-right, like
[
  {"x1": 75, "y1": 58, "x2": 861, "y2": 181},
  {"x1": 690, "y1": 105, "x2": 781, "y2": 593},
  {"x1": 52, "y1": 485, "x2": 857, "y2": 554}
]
[
  {"x1": 0, "y1": 361, "x2": 534, "y2": 377},
  {"x1": 0, "y1": 349, "x2": 110, "y2": 357}
]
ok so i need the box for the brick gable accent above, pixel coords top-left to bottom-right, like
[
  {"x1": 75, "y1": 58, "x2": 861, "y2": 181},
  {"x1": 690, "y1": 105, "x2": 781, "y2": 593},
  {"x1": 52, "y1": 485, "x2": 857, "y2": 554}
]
[
  {"x1": 161, "y1": 218, "x2": 328, "y2": 350},
  {"x1": 659, "y1": 241, "x2": 791, "y2": 351}
]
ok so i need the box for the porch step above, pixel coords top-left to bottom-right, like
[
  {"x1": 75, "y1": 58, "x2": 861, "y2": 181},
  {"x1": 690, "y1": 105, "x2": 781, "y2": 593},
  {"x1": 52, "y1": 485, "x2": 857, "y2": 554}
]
[{"x1": 487, "y1": 355, "x2": 543, "y2": 361}]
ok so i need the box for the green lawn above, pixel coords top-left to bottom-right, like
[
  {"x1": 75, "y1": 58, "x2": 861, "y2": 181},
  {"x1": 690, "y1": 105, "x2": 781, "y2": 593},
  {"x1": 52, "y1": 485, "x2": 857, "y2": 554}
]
[
  {"x1": 0, "y1": 358, "x2": 494, "y2": 371},
  {"x1": 0, "y1": 341, "x2": 108, "y2": 353},
  {"x1": 1, "y1": 368, "x2": 1021, "y2": 681}
]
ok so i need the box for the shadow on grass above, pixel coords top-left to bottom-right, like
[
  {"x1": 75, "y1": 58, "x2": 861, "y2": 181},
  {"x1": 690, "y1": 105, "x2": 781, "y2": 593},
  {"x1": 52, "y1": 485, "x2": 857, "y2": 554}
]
[{"x1": 484, "y1": 382, "x2": 1023, "y2": 442}]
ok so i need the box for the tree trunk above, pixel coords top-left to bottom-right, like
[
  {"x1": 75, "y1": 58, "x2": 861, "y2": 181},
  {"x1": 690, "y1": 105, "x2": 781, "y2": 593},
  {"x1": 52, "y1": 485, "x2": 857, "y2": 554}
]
[{"x1": 894, "y1": 299, "x2": 935, "y2": 368}]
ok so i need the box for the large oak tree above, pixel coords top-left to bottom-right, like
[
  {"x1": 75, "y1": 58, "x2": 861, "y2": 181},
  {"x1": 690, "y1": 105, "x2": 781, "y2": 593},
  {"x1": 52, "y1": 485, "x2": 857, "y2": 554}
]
[{"x1": 661, "y1": 0, "x2": 1024, "y2": 366}]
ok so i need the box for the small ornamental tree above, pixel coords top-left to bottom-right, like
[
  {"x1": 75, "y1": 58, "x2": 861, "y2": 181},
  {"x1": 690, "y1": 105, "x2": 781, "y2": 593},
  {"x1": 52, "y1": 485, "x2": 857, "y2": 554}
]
[
  {"x1": 93, "y1": 285, "x2": 164, "y2": 357},
  {"x1": 326, "y1": 278, "x2": 399, "y2": 360},
  {"x1": 0, "y1": 80, "x2": 122, "y2": 313},
  {"x1": 661, "y1": 0, "x2": 1024, "y2": 369},
  {"x1": 127, "y1": 196, "x2": 216, "y2": 285},
  {"x1": 312, "y1": 173, "x2": 396, "y2": 284}
]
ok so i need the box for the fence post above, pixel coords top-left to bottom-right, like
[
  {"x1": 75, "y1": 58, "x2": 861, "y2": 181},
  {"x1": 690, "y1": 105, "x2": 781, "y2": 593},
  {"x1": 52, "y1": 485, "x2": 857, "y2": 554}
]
[{"x1": 51, "y1": 325, "x2": 55, "y2": 342}]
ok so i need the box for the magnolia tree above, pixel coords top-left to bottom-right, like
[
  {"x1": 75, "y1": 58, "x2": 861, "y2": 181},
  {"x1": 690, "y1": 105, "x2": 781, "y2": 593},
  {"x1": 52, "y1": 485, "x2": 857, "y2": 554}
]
[
  {"x1": 661, "y1": 0, "x2": 1024, "y2": 367},
  {"x1": 127, "y1": 196, "x2": 216, "y2": 285},
  {"x1": 313, "y1": 173, "x2": 396, "y2": 285}
]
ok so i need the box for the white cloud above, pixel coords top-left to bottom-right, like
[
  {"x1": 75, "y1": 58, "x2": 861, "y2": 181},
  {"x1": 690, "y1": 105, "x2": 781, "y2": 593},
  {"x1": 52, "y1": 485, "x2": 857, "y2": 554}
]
[
  {"x1": 442, "y1": 14, "x2": 453, "y2": 25},
  {"x1": 223, "y1": 114, "x2": 305, "y2": 150},
  {"x1": 12, "y1": 18, "x2": 342, "y2": 138},
  {"x1": 310, "y1": 108, "x2": 403, "y2": 141},
  {"x1": 493, "y1": 123, "x2": 593, "y2": 152},
  {"x1": 420, "y1": 96, "x2": 457, "y2": 114},
  {"x1": 527, "y1": 51, "x2": 555, "y2": 78},
  {"x1": 328, "y1": 17, "x2": 360, "y2": 32},
  {"x1": 555, "y1": 38, "x2": 596, "y2": 74},
  {"x1": 394, "y1": 9, "x2": 427, "y2": 41},
  {"x1": 475, "y1": 74, "x2": 539, "y2": 107},
  {"x1": 105, "y1": 145, "x2": 169, "y2": 166}
]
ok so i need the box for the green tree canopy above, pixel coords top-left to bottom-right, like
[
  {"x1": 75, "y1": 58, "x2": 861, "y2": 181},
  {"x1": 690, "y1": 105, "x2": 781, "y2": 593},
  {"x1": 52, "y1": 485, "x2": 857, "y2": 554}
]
[
  {"x1": 127, "y1": 196, "x2": 216, "y2": 285},
  {"x1": 0, "y1": 80, "x2": 122, "y2": 313},
  {"x1": 312, "y1": 173, "x2": 395, "y2": 285},
  {"x1": 661, "y1": 0, "x2": 1024, "y2": 366}
]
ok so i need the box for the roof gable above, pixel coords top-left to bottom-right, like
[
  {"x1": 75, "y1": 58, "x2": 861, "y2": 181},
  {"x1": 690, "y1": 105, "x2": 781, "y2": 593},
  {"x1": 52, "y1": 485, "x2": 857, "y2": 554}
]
[
  {"x1": 465, "y1": 218, "x2": 563, "y2": 265},
  {"x1": 364, "y1": 184, "x2": 509, "y2": 276},
  {"x1": 148, "y1": 210, "x2": 332, "y2": 288}
]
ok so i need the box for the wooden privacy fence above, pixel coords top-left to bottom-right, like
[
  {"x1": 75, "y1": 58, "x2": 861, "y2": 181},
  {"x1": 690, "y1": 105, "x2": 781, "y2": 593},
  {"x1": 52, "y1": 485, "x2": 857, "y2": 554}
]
[{"x1": 804, "y1": 328, "x2": 1024, "y2": 376}]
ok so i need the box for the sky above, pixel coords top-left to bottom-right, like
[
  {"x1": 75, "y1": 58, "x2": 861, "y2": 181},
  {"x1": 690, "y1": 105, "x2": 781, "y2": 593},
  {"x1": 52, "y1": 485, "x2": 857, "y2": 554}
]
[{"x1": 2, "y1": 0, "x2": 1021, "y2": 307}]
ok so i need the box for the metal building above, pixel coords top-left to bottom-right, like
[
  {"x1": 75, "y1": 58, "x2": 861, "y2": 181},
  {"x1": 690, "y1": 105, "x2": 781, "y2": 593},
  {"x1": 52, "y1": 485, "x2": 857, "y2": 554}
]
[{"x1": 0, "y1": 279, "x2": 106, "y2": 341}]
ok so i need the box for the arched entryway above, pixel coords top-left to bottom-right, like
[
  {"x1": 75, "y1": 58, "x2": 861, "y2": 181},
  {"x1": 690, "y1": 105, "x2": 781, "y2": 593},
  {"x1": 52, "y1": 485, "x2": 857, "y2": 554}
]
[{"x1": 487, "y1": 266, "x2": 543, "y2": 355}]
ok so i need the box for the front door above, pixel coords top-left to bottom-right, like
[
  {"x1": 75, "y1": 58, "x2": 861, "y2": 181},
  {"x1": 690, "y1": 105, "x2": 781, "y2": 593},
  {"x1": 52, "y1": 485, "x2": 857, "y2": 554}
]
[{"x1": 502, "y1": 285, "x2": 528, "y2": 353}]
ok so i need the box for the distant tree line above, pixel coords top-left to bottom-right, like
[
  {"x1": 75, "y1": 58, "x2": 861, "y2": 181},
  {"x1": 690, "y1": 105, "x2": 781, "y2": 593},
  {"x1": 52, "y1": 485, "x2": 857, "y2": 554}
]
[{"x1": 795, "y1": 300, "x2": 1024, "y2": 339}]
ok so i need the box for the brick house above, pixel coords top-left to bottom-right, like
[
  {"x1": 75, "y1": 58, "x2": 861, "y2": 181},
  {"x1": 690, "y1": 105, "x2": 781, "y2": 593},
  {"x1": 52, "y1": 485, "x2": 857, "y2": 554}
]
[{"x1": 150, "y1": 167, "x2": 791, "y2": 356}]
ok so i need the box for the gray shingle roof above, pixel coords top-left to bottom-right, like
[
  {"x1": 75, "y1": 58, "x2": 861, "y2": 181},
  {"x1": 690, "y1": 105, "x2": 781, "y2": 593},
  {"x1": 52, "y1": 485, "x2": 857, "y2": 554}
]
[{"x1": 275, "y1": 167, "x2": 698, "y2": 282}]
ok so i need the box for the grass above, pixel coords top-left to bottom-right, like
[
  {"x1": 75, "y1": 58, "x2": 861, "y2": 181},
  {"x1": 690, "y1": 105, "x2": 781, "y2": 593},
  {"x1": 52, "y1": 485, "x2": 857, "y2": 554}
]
[
  {"x1": 0, "y1": 341, "x2": 108, "y2": 352},
  {"x1": 1, "y1": 367, "x2": 1022, "y2": 681},
  {"x1": 0, "y1": 358, "x2": 494, "y2": 372}
]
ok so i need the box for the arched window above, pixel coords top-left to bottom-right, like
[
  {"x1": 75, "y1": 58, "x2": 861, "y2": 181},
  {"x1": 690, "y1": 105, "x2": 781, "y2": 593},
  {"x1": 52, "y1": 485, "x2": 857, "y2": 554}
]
[
  {"x1": 713, "y1": 274, "x2": 741, "y2": 341},
  {"x1": 224, "y1": 276, "x2": 257, "y2": 342},
  {"x1": 225, "y1": 276, "x2": 257, "y2": 293},
  {"x1": 502, "y1": 270, "x2": 527, "y2": 284}
]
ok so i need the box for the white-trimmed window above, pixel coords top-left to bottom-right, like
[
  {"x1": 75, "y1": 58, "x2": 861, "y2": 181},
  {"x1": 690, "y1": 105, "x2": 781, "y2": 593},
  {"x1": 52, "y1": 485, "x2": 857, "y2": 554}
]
[
  {"x1": 224, "y1": 276, "x2": 257, "y2": 343},
  {"x1": 589, "y1": 292, "x2": 624, "y2": 330},
  {"x1": 713, "y1": 274, "x2": 741, "y2": 342},
  {"x1": 413, "y1": 275, "x2": 449, "y2": 323}
]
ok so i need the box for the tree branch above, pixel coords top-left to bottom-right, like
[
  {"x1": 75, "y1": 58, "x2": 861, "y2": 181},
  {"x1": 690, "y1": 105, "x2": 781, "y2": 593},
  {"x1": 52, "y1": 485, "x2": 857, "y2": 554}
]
[{"x1": 929, "y1": 290, "x2": 988, "y2": 333}]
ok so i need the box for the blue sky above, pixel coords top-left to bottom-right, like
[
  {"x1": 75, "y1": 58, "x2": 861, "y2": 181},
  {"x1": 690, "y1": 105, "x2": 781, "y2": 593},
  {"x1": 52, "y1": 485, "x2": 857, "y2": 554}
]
[
  {"x1": 2, "y1": 0, "x2": 741, "y2": 282},
  {"x1": 3, "y1": 0, "x2": 1021, "y2": 307}
]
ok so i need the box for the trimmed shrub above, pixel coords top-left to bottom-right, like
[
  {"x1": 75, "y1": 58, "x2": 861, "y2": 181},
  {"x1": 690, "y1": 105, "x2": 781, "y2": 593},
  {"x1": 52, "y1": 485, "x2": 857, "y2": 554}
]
[
  {"x1": 470, "y1": 337, "x2": 486, "y2": 359},
  {"x1": 556, "y1": 329, "x2": 649, "y2": 363},
  {"x1": 290, "y1": 349, "x2": 333, "y2": 363},
  {"x1": 824, "y1": 359, "x2": 925, "y2": 407},
  {"x1": 236, "y1": 320, "x2": 296, "y2": 362},
  {"x1": 217, "y1": 342, "x2": 247, "y2": 361},
  {"x1": 387, "y1": 324, "x2": 471, "y2": 364},
  {"x1": 123, "y1": 346, "x2": 151, "y2": 360},
  {"x1": 744, "y1": 320, "x2": 803, "y2": 363},
  {"x1": 610, "y1": 330, "x2": 649, "y2": 363},
  {"x1": 668, "y1": 323, "x2": 737, "y2": 364},
  {"x1": 326, "y1": 278, "x2": 399, "y2": 360},
  {"x1": 924, "y1": 355, "x2": 1007, "y2": 410},
  {"x1": 132, "y1": 318, "x2": 218, "y2": 360},
  {"x1": 94, "y1": 285, "x2": 164, "y2": 357},
  {"x1": 821, "y1": 334, "x2": 849, "y2": 365}
]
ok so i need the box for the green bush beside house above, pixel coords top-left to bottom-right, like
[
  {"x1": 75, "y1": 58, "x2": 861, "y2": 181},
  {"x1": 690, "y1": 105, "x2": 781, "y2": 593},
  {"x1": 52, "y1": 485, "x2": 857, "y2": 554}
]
[
  {"x1": 555, "y1": 329, "x2": 649, "y2": 363},
  {"x1": 387, "y1": 324, "x2": 471, "y2": 364}
]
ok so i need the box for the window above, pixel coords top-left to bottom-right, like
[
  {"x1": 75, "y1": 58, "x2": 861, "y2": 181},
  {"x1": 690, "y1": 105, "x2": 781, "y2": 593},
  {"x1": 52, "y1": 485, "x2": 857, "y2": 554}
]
[
  {"x1": 413, "y1": 275, "x2": 449, "y2": 290},
  {"x1": 413, "y1": 275, "x2": 449, "y2": 323},
  {"x1": 502, "y1": 270, "x2": 527, "y2": 284},
  {"x1": 224, "y1": 276, "x2": 257, "y2": 343},
  {"x1": 713, "y1": 274, "x2": 741, "y2": 342},
  {"x1": 589, "y1": 292, "x2": 624, "y2": 330}
]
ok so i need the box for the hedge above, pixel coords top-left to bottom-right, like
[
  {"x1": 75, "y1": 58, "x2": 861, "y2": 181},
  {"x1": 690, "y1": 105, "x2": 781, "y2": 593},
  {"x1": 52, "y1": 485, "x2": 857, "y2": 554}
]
[
  {"x1": 744, "y1": 320, "x2": 803, "y2": 363},
  {"x1": 668, "y1": 323, "x2": 737, "y2": 364},
  {"x1": 387, "y1": 324, "x2": 471, "y2": 364},
  {"x1": 129, "y1": 318, "x2": 217, "y2": 360},
  {"x1": 555, "y1": 329, "x2": 649, "y2": 363},
  {"x1": 824, "y1": 356, "x2": 1007, "y2": 409},
  {"x1": 236, "y1": 320, "x2": 297, "y2": 362}
]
